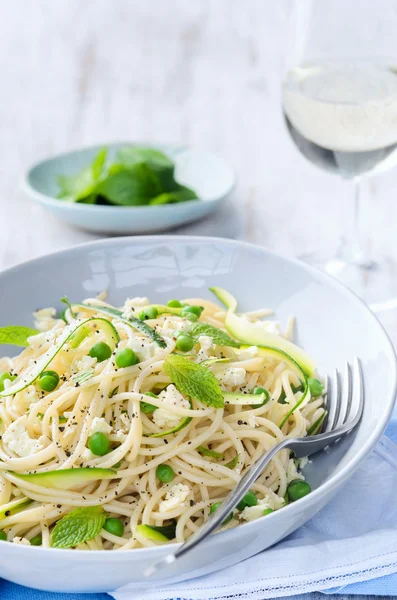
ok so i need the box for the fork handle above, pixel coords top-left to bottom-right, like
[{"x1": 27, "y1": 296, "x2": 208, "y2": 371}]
[{"x1": 153, "y1": 437, "x2": 292, "y2": 570}]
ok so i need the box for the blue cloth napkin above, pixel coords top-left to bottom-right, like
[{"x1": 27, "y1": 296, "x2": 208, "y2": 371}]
[{"x1": 1, "y1": 416, "x2": 397, "y2": 599}]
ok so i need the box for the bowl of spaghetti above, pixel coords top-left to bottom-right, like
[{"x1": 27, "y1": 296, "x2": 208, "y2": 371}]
[{"x1": 0, "y1": 236, "x2": 395, "y2": 593}]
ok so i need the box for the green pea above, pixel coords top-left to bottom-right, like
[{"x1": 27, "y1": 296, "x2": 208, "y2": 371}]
[
  {"x1": 30, "y1": 534, "x2": 42, "y2": 546},
  {"x1": 0, "y1": 373, "x2": 16, "y2": 393},
  {"x1": 167, "y1": 300, "x2": 182, "y2": 308},
  {"x1": 89, "y1": 342, "x2": 112, "y2": 363},
  {"x1": 156, "y1": 464, "x2": 175, "y2": 483},
  {"x1": 39, "y1": 371, "x2": 60, "y2": 392},
  {"x1": 175, "y1": 334, "x2": 195, "y2": 352},
  {"x1": 184, "y1": 313, "x2": 198, "y2": 323},
  {"x1": 182, "y1": 305, "x2": 202, "y2": 317},
  {"x1": 209, "y1": 502, "x2": 233, "y2": 524},
  {"x1": 308, "y1": 378, "x2": 324, "y2": 397},
  {"x1": 263, "y1": 508, "x2": 274, "y2": 516},
  {"x1": 115, "y1": 348, "x2": 139, "y2": 368},
  {"x1": 0, "y1": 531, "x2": 7, "y2": 541},
  {"x1": 287, "y1": 479, "x2": 311, "y2": 502},
  {"x1": 103, "y1": 517, "x2": 124, "y2": 537},
  {"x1": 237, "y1": 490, "x2": 258, "y2": 511},
  {"x1": 139, "y1": 307, "x2": 158, "y2": 320},
  {"x1": 88, "y1": 432, "x2": 110, "y2": 456}
]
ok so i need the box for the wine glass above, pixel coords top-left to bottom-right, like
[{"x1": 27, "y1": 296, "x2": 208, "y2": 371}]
[{"x1": 282, "y1": 0, "x2": 397, "y2": 308}]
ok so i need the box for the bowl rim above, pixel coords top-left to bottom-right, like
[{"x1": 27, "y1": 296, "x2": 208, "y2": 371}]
[
  {"x1": 0, "y1": 234, "x2": 395, "y2": 557},
  {"x1": 22, "y1": 142, "x2": 236, "y2": 211}
]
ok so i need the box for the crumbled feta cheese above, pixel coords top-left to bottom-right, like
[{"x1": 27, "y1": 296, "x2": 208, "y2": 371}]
[
  {"x1": 152, "y1": 385, "x2": 190, "y2": 430},
  {"x1": 159, "y1": 483, "x2": 191, "y2": 513},
  {"x1": 195, "y1": 335, "x2": 215, "y2": 362},
  {"x1": 158, "y1": 317, "x2": 190, "y2": 337},
  {"x1": 119, "y1": 413, "x2": 130, "y2": 431},
  {"x1": 298, "y1": 456, "x2": 310, "y2": 470},
  {"x1": 23, "y1": 385, "x2": 40, "y2": 406},
  {"x1": 127, "y1": 337, "x2": 159, "y2": 361},
  {"x1": 122, "y1": 297, "x2": 150, "y2": 320},
  {"x1": 27, "y1": 329, "x2": 57, "y2": 351},
  {"x1": 33, "y1": 307, "x2": 59, "y2": 332},
  {"x1": 239, "y1": 492, "x2": 284, "y2": 521},
  {"x1": 13, "y1": 537, "x2": 30, "y2": 545},
  {"x1": 81, "y1": 448, "x2": 95, "y2": 462},
  {"x1": 247, "y1": 413, "x2": 258, "y2": 428},
  {"x1": 3, "y1": 416, "x2": 47, "y2": 458},
  {"x1": 113, "y1": 429, "x2": 127, "y2": 442},
  {"x1": 239, "y1": 346, "x2": 259, "y2": 360},
  {"x1": 72, "y1": 355, "x2": 97, "y2": 373},
  {"x1": 240, "y1": 504, "x2": 269, "y2": 522},
  {"x1": 287, "y1": 458, "x2": 305, "y2": 482},
  {"x1": 89, "y1": 417, "x2": 112, "y2": 436},
  {"x1": 222, "y1": 367, "x2": 247, "y2": 387}
]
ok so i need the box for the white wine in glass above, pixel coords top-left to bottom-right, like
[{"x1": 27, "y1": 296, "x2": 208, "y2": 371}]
[{"x1": 282, "y1": 0, "x2": 397, "y2": 307}]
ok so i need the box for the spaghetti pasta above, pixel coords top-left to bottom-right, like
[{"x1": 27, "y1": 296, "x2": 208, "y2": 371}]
[{"x1": 0, "y1": 293, "x2": 325, "y2": 549}]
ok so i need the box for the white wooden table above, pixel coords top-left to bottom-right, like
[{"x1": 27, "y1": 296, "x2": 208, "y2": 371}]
[{"x1": 0, "y1": 2, "x2": 396, "y2": 598}]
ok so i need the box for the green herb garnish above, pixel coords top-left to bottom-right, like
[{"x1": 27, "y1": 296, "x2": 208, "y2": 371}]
[
  {"x1": 189, "y1": 323, "x2": 240, "y2": 349},
  {"x1": 56, "y1": 146, "x2": 198, "y2": 207},
  {"x1": 164, "y1": 354, "x2": 224, "y2": 408},
  {"x1": 51, "y1": 506, "x2": 106, "y2": 548},
  {"x1": 0, "y1": 326, "x2": 39, "y2": 347}
]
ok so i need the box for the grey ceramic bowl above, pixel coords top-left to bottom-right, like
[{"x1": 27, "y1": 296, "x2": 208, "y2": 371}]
[
  {"x1": 0, "y1": 236, "x2": 395, "y2": 593},
  {"x1": 23, "y1": 144, "x2": 235, "y2": 234}
]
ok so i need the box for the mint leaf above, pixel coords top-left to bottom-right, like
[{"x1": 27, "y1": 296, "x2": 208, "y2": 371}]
[
  {"x1": 117, "y1": 146, "x2": 174, "y2": 172},
  {"x1": 164, "y1": 354, "x2": 224, "y2": 408},
  {"x1": 57, "y1": 148, "x2": 107, "y2": 203},
  {"x1": 197, "y1": 445, "x2": 223, "y2": 459},
  {"x1": 149, "y1": 189, "x2": 197, "y2": 205},
  {"x1": 189, "y1": 323, "x2": 239, "y2": 348},
  {"x1": 51, "y1": 506, "x2": 106, "y2": 548},
  {"x1": 98, "y1": 165, "x2": 161, "y2": 206},
  {"x1": 0, "y1": 326, "x2": 39, "y2": 347}
]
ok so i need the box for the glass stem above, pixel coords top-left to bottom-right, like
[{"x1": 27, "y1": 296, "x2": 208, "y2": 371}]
[{"x1": 340, "y1": 178, "x2": 373, "y2": 269}]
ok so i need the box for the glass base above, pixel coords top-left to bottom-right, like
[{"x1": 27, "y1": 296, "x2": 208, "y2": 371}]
[{"x1": 300, "y1": 250, "x2": 397, "y2": 311}]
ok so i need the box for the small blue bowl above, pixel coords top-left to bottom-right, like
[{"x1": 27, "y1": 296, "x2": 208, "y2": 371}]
[{"x1": 23, "y1": 143, "x2": 235, "y2": 234}]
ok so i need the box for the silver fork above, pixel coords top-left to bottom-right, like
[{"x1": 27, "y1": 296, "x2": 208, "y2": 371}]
[{"x1": 146, "y1": 358, "x2": 364, "y2": 577}]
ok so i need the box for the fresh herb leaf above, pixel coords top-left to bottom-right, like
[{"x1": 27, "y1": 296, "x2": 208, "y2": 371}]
[
  {"x1": 144, "y1": 520, "x2": 177, "y2": 540},
  {"x1": 51, "y1": 506, "x2": 106, "y2": 548},
  {"x1": 189, "y1": 323, "x2": 239, "y2": 348},
  {"x1": 57, "y1": 148, "x2": 107, "y2": 203},
  {"x1": 224, "y1": 455, "x2": 239, "y2": 469},
  {"x1": 0, "y1": 326, "x2": 39, "y2": 347},
  {"x1": 149, "y1": 189, "x2": 197, "y2": 205},
  {"x1": 98, "y1": 165, "x2": 161, "y2": 206},
  {"x1": 164, "y1": 354, "x2": 224, "y2": 409},
  {"x1": 197, "y1": 445, "x2": 223, "y2": 459},
  {"x1": 308, "y1": 378, "x2": 324, "y2": 397},
  {"x1": 116, "y1": 146, "x2": 175, "y2": 191}
]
